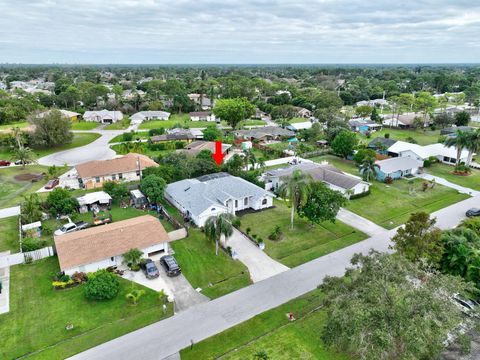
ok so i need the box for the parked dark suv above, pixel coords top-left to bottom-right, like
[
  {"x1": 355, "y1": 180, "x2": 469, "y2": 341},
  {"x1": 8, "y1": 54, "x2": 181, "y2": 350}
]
[
  {"x1": 466, "y1": 208, "x2": 480, "y2": 218},
  {"x1": 160, "y1": 255, "x2": 181, "y2": 277},
  {"x1": 140, "y1": 259, "x2": 160, "y2": 279}
]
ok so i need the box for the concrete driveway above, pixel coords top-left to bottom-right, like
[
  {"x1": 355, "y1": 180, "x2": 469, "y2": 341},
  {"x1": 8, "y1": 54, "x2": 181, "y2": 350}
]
[
  {"x1": 122, "y1": 260, "x2": 208, "y2": 313},
  {"x1": 227, "y1": 229, "x2": 289, "y2": 282},
  {"x1": 38, "y1": 130, "x2": 123, "y2": 166}
]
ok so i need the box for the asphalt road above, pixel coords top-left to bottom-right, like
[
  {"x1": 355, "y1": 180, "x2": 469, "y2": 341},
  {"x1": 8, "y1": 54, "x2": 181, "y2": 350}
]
[{"x1": 69, "y1": 194, "x2": 480, "y2": 360}]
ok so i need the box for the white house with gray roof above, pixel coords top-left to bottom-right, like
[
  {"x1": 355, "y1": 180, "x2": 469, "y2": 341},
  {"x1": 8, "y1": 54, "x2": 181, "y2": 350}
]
[
  {"x1": 165, "y1": 173, "x2": 274, "y2": 227},
  {"x1": 264, "y1": 162, "x2": 370, "y2": 197},
  {"x1": 130, "y1": 111, "x2": 171, "y2": 124}
]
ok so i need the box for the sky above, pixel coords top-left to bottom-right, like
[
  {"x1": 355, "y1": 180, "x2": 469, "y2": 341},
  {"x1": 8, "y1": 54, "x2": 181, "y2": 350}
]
[{"x1": 0, "y1": 0, "x2": 479, "y2": 64}]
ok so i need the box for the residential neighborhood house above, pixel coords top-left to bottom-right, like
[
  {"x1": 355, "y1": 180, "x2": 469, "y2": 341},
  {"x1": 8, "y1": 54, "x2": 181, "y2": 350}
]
[
  {"x1": 38, "y1": 109, "x2": 81, "y2": 121},
  {"x1": 387, "y1": 140, "x2": 469, "y2": 165},
  {"x1": 74, "y1": 153, "x2": 158, "y2": 189},
  {"x1": 374, "y1": 157, "x2": 423, "y2": 181},
  {"x1": 54, "y1": 215, "x2": 171, "y2": 275},
  {"x1": 382, "y1": 112, "x2": 430, "y2": 128},
  {"x1": 130, "y1": 111, "x2": 171, "y2": 124},
  {"x1": 189, "y1": 111, "x2": 216, "y2": 122},
  {"x1": 83, "y1": 109, "x2": 124, "y2": 124},
  {"x1": 233, "y1": 126, "x2": 294, "y2": 143},
  {"x1": 165, "y1": 172, "x2": 274, "y2": 227},
  {"x1": 180, "y1": 141, "x2": 231, "y2": 157},
  {"x1": 151, "y1": 128, "x2": 203, "y2": 142},
  {"x1": 264, "y1": 162, "x2": 370, "y2": 197},
  {"x1": 348, "y1": 119, "x2": 382, "y2": 133}
]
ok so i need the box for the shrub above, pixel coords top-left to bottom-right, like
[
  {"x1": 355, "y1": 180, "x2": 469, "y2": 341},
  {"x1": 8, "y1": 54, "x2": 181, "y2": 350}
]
[
  {"x1": 246, "y1": 227, "x2": 251, "y2": 234},
  {"x1": 384, "y1": 133, "x2": 390, "y2": 139},
  {"x1": 122, "y1": 132, "x2": 133, "y2": 142},
  {"x1": 84, "y1": 269, "x2": 120, "y2": 300},
  {"x1": 257, "y1": 237, "x2": 264, "y2": 244},
  {"x1": 454, "y1": 163, "x2": 472, "y2": 174},
  {"x1": 71, "y1": 272, "x2": 87, "y2": 284},
  {"x1": 59, "y1": 274, "x2": 71, "y2": 282},
  {"x1": 21, "y1": 237, "x2": 46, "y2": 252},
  {"x1": 232, "y1": 218, "x2": 241, "y2": 227},
  {"x1": 405, "y1": 136, "x2": 417, "y2": 144},
  {"x1": 46, "y1": 188, "x2": 79, "y2": 216},
  {"x1": 52, "y1": 279, "x2": 75, "y2": 290},
  {"x1": 252, "y1": 234, "x2": 257, "y2": 240},
  {"x1": 148, "y1": 128, "x2": 165, "y2": 136},
  {"x1": 226, "y1": 246, "x2": 233, "y2": 256},
  {"x1": 384, "y1": 176, "x2": 393, "y2": 184},
  {"x1": 268, "y1": 225, "x2": 283, "y2": 241}
]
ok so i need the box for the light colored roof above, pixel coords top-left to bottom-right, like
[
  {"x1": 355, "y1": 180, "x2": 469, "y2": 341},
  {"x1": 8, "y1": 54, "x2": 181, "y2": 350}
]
[
  {"x1": 75, "y1": 153, "x2": 158, "y2": 178},
  {"x1": 266, "y1": 162, "x2": 364, "y2": 190},
  {"x1": 130, "y1": 111, "x2": 170, "y2": 120},
  {"x1": 382, "y1": 112, "x2": 429, "y2": 126},
  {"x1": 189, "y1": 111, "x2": 211, "y2": 117},
  {"x1": 182, "y1": 141, "x2": 231, "y2": 155},
  {"x1": 83, "y1": 109, "x2": 123, "y2": 121},
  {"x1": 165, "y1": 173, "x2": 273, "y2": 218},
  {"x1": 387, "y1": 141, "x2": 469, "y2": 160},
  {"x1": 376, "y1": 157, "x2": 423, "y2": 173},
  {"x1": 38, "y1": 109, "x2": 80, "y2": 118},
  {"x1": 234, "y1": 126, "x2": 294, "y2": 139},
  {"x1": 77, "y1": 191, "x2": 112, "y2": 206},
  {"x1": 287, "y1": 122, "x2": 312, "y2": 131},
  {"x1": 130, "y1": 189, "x2": 146, "y2": 199},
  {"x1": 55, "y1": 215, "x2": 170, "y2": 271},
  {"x1": 22, "y1": 221, "x2": 42, "y2": 231}
]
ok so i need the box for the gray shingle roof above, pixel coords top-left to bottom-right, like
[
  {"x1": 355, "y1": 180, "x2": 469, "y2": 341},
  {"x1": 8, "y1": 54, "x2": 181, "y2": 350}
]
[
  {"x1": 267, "y1": 162, "x2": 363, "y2": 190},
  {"x1": 165, "y1": 173, "x2": 273, "y2": 218},
  {"x1": 234, "y1": 126, "x2": 294, "y2": 139}
]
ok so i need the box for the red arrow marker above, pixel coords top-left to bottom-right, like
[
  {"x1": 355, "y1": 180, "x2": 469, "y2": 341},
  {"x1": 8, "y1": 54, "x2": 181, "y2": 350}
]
[{"x1": 211, "y1": 140, "x2": 225, "y2": 166}]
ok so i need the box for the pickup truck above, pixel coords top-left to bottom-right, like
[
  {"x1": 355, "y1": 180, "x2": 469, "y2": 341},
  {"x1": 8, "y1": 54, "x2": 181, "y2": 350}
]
[{"x1": 54, "y1": 221, "x2": 89, "y2": 236}]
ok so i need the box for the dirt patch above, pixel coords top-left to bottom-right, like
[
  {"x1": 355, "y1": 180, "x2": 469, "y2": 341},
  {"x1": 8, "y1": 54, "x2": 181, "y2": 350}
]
[{"x1": 14, "y1": 173, "x2": 45, "y2": 182}]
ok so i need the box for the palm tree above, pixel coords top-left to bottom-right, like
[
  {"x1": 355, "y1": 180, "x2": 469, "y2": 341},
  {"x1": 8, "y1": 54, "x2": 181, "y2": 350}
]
[
  {"x1": 204, "y1": 213, "x2": 235, "y2": 255},
  {"x1": 465, "y1": 128, "x2": 480, "y2": 165},
  {"x1": 359, "y1": 157, "x2": 378, "y2": 181},
  {"x1": 122, "y1": 248, "x2": 143, "y2": 269},
  {"x1": 126, "y1": 289, "x2": 146, "y2": 306},
  {"x1": 444, "y1": 130, "x2": 471, "y2": 165},
  {"x1": 278, "y1": 170, "x2": 311, "y2": 230},
  {"x1": 13, "y1": 146, "x2": 36, "y2": 168}
]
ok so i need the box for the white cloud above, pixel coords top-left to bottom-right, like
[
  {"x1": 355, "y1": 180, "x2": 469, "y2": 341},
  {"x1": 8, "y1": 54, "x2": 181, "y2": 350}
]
[{"x1": 0, "y1": 0, "x2": 478, "y2": 63}]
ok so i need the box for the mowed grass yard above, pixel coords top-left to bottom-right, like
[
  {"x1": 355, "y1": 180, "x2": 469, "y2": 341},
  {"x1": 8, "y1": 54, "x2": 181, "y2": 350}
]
[
  {"x1": 139, "y1": 113, "x2": 227, "y2": 129},
  {"x1": 358, "y1": 128, "x2": 441, "y2": 145},
  {"x1": 425, "y1": 163, "x2": 480, "y2": 191},
  {"x1": 70, "y1": 122, "x2": 99, "y2": 131},
  {"x1": 180, "y1": 288, "x2": 348, "y2": 360},
  {"x1": 346, "y1": 179, "x2": 469, "y2": 229},
  {"x1": 32, "y1": 132, "x2": 101, "y2": 158},
  {"x1": 302, "y1": 155, "x2": 469, "y2": 229},
  {"x1": 170, "y1": 229, "x2": 252, "y2": 299},
  {"x1": 0, "y1": 257, "x2": 173, "y2": 360},
  {"x1": 0, "y1": 216, "x2": 19, "y2": 252},
  {"x1": 0, "y1": 165, "x2": 68, "y2": 208},
  {"x1": 239, "y1": 201, "x2": 367, "y2": 268}
]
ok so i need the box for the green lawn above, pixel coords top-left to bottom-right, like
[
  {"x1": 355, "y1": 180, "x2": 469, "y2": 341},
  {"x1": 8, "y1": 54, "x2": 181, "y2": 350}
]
[
  {"x1": 0, "y1": 165, "x2": 68, "y2": 208},
  {"x1": 239, "y1": 201, "x2": 368, "y2": 268},
  {"x1": 425, "y1": 163, "x2": 480, "y2": 191},
  {"x1": 309, "y1": 155, "x2": 360, "y2": 175},
  {"x1": 0, "y1": 121, "x2": 30, "y2": 131},
  {"x1": 0, "y1": 257, "x2": 173, "y2": 360},
  {"x1": 359, "y1": 128, "x2": 441, "y2": 145},
  {"x1": 108, "y1": 132, "x2": 149, "y2": 143},
  {"x1": 345, "y1": 178, "x2": 469, "y2": 229},
  {"x1": 70, "y1": 122, "x2": 99, "y2": 131},
  {"x1": 139, "y1": 113, "x2": 228, "y2": 130},
  {"x1": 0, "y1": 216, "x2": 19, "y2": 253},
  {"x1": 170, "y1": 229, "x2": 252, "y2": 299},
  {"x1": 239, "y1": 119, "x2": 266, "y2": 127},
  {"x1": 289, "y1": 117, "x2": 310, "y2": 124},
  {"x1": 180, "y1": 288, "x2": 348, "y2": 360},
  {"x1": 103, "y1": 118, "x2": 131, "y2": 130},
  {"x1": 32, "y1": 132, "x2": 101, "y2": 158}
]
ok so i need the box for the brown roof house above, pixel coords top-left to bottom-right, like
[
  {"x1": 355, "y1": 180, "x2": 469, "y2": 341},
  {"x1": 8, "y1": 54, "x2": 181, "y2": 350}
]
[
  {"x1": 75, "y1": 153, "x2": 158, "y2": 189},
  {"x1": 180, "y1": 141, "x2": 232, "y2": 157},
  {"x1": 55, "y1": 215, "x2": 172, "y2": 275}
]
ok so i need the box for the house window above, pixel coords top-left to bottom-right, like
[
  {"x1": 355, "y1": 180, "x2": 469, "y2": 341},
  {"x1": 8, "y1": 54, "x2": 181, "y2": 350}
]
[
  {"x1": 262, "y1": 198, "x2": 268, "y2": 205},
  {"x1": 235, "y1": 200, "x2": 238, "y2": 208},
  {"x1": 119, "y1": 173, "x2": 123, "y2": 179},
  {"x1": 244, "y1": 197, "x2": 248, "y2": 206},
  {"x1": 211, "y1": 208, "x2": 216, "y2": 211},
  {"x1": 110, "y1": 257, "x2": 114, "y2": 261},
  {"x1": 136, "y1": 170, "x2": 141, "y2": 176},
  {"x1": 112, "y1": 174, "x2": 116, "y2": 180},
  {"x1": 95, "y1": 177, "x2": 100, "y2": 183}
]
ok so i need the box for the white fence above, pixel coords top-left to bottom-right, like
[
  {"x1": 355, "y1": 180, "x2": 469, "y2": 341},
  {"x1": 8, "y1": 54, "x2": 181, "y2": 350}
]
[
  {"x1": 168, "y1": 228, "x2": 188, "y2": 241},
  {"x1": 0, "y1": 246, "x2": 54, "y2": 268}
]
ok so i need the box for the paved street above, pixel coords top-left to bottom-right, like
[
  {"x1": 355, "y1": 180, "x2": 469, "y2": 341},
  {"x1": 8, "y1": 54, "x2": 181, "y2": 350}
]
[
  {"x1": 228, "y1": 229, "x2": 289, "y2": 282},
  {"x1": 37, "y1": 130, "x2": 124, "y2": 166},
  {"x1": 69, "y1": 194, "x2": 480, "y2": 360}
]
